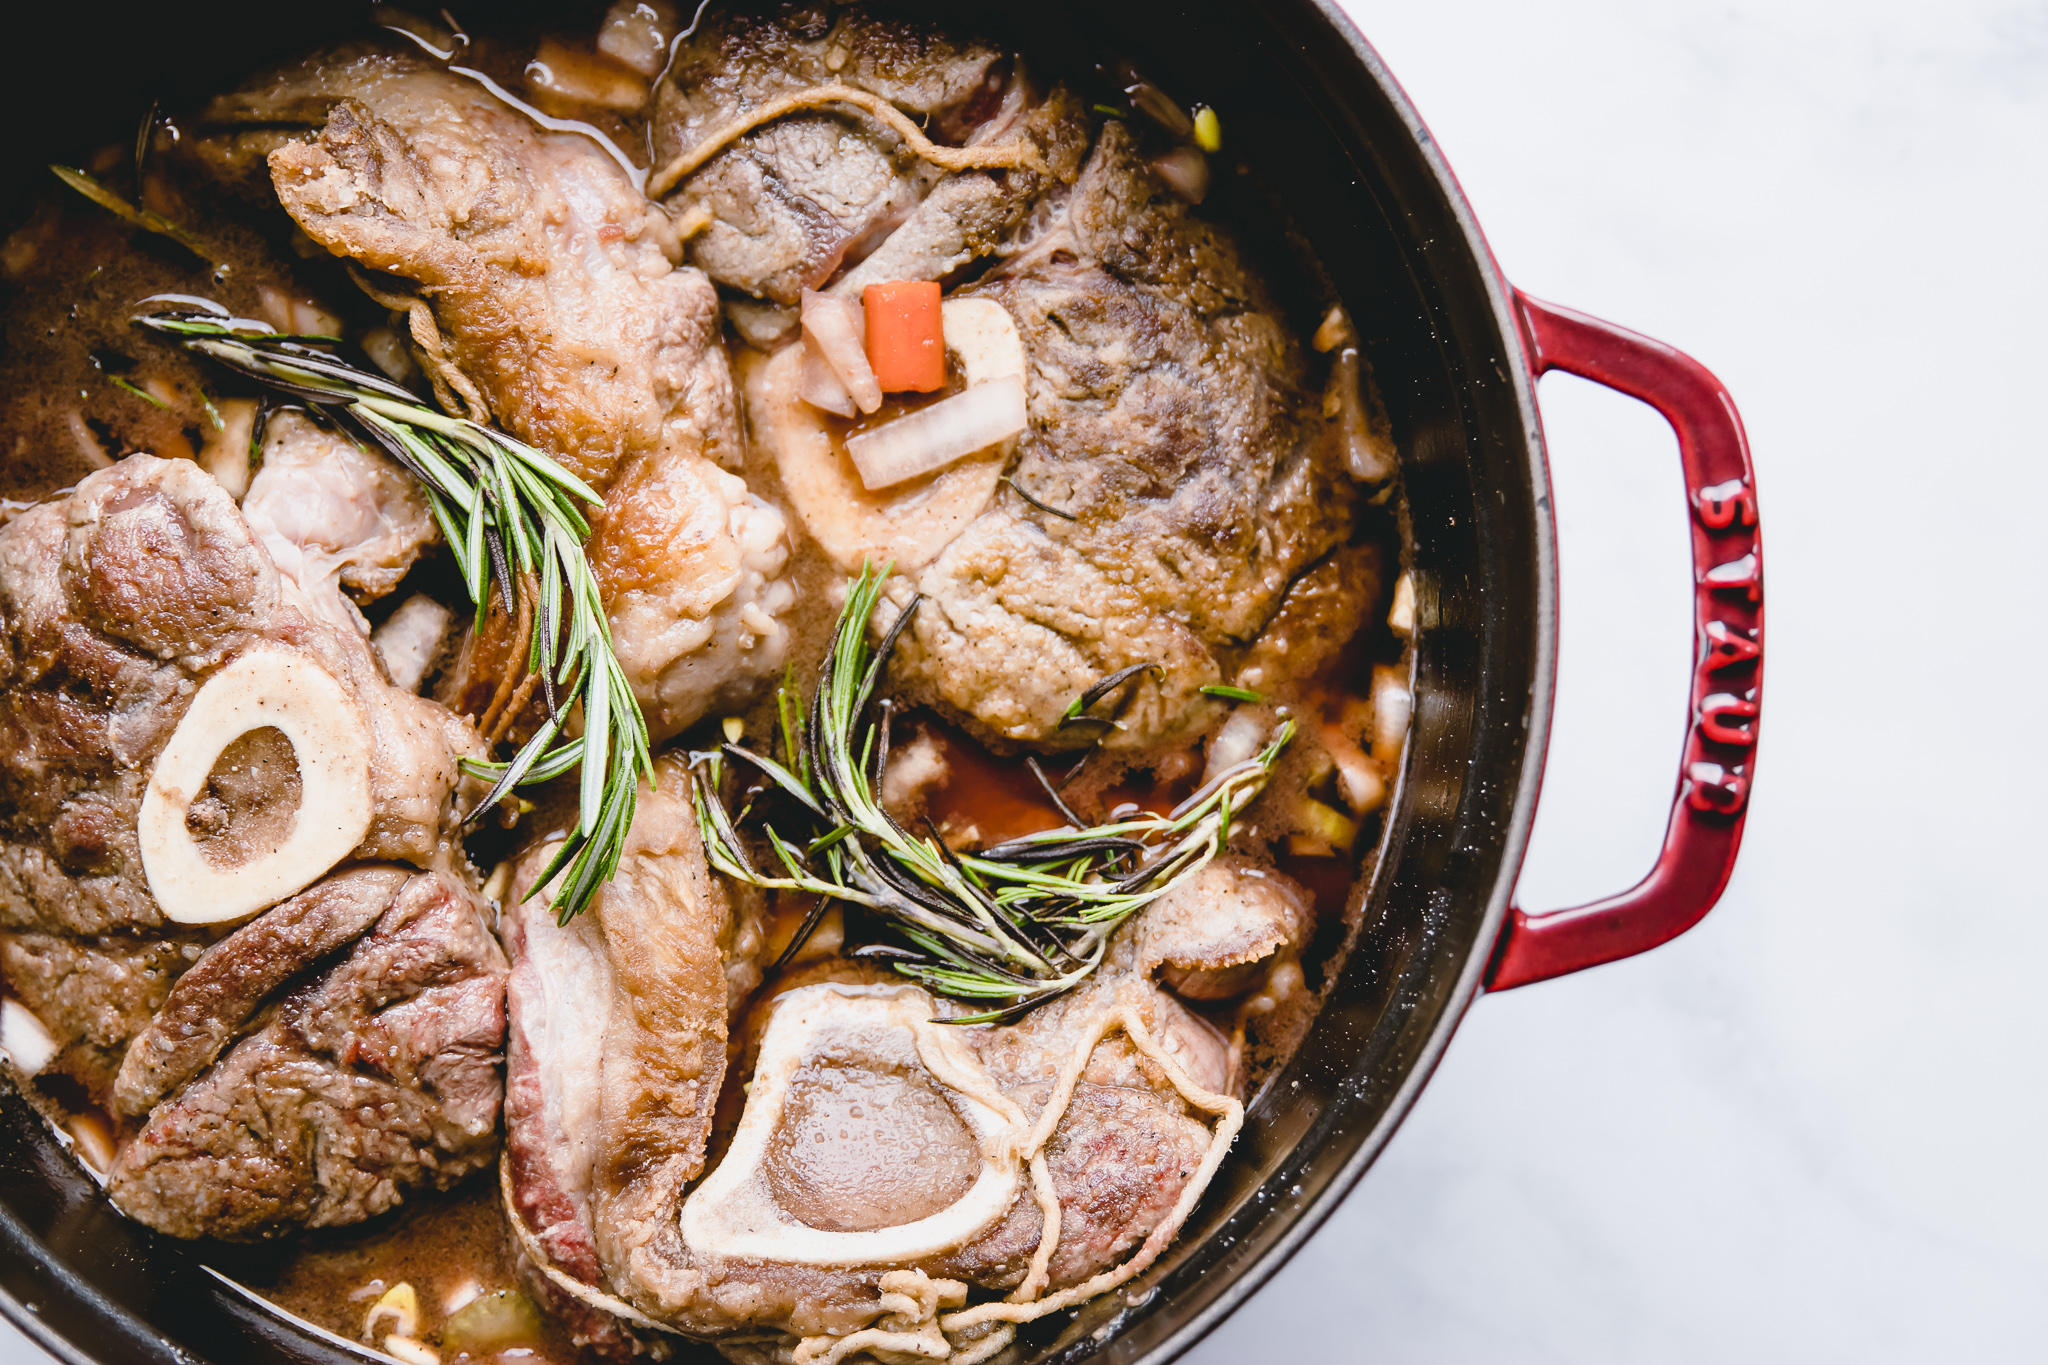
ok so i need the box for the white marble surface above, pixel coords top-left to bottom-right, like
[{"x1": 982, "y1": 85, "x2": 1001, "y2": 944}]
[
  {"x1": 5, "y1": 1, "x2": 2044, "y2": 1361},
  {"x1": 1190, "y1": 0, "x2": 2048, "y2": 1360}
]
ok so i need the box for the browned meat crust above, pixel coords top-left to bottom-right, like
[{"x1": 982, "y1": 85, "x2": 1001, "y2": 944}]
[
  {"x1": 105, "y1": 867, "x2": 506, "y2": 1240},
  {"x1": 110, "y1": 865, "x2": 414, "y2": 1117},
  {"x1": 501, "y1": 755, "x2": 735, "y2": 1327},
  {"x1": 883, "y1": 120, "x2": 1361, "y2": 752},
  {"x1": 260, "y1": 52, "x2": 731, "y2": 492},
  {"x1": 653, "y1": 5, "x2": 1015, "y2": 307},
  {"x1": 256, "y1": 50, "x2": 795, "y2": 740}
]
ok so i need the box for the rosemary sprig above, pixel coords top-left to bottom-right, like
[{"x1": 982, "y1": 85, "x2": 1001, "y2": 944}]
[
  {"x1": 693, "y1": 563, "x2": 1294, "y2": 1022},
  {"x1": 132, "y1": 299, "x2": 651, "y2": 925},
  {"x1": 51, "y1": 166, "x2": 217, "y2": 265}
]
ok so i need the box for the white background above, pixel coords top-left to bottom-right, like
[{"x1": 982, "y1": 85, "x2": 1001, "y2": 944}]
[{"x1": 7, "y1": 0, "x2": 2046, "y2": 1361}]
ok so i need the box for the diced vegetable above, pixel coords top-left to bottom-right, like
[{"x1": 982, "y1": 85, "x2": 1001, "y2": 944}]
[
  {"x1": 1244, "y1": 958, "x2": 1306, "y2": 1015},
  {"x1": 597, "y1": 0, "x2": 678, "y2": 76},
  {"x1": 1151, "y1": 146, "x2": 1209, "y2": 205},
  {"x1": 200, "y1": 397, "x2": 257, "y2": 498},
  {"x1": 0, "y1": 999, "x2": 56, "y2": 1076},
  {"x1": 65, "y1": 1112, "x2": 114, "y2": 1172},
  {"x1": 1370, "y1": 663, "x2": 1411, "y2": 762},
  {"x1": 862, "y1": 280, "x2": 946, "y2": 393},
  {"x1": 1387, "y1": 571, "x2": 1416, "y2": 639},
  {"x1": 364, "y1": 1282, "x2": 420, "y2": 1341},
  {"x1": 382, "y1": 1336, "x2": 439, "y2": 1365},
  {"x1": 1294, "y1": 796, "x2": 1359, "y2": 855},
  {"x1": 844, "y1": 375, "x2": 1027, "y2": 490},
  {"x1": 1327, "y1": 344, "x2": 1395, "y2": 481},
  {"x1": 255, "y1": 283, "x2": 342, "y2": 339},
  {"x1": 798, "y1": 335, "x2": 857, "y2": 417},
  {"x1": 939, "y1": 297, "x2": 1026, "y2": 385},
  {"x1": 1122, "y1": 69, "x2": 1193, "y2": 139},
  {"x1": 1313, "y1": 305, "x2": 1356, "y2": 354},
  {"x1": 1202, "y1": 708, "x2": 1267, "y2": 784},
  {"x1": 801, "y1": 289, "x2": 880, "y2": 414},
  {"x1": 441, "y1": 1289, "x2": 547, "y2": 1355},
  {"x1": 1322, "y1": 724, "x2": 1387, "y2": 815}
]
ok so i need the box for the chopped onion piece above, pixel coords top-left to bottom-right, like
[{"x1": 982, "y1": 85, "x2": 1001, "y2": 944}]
[
  {"x1": 1329, "y1": 346, "x2": 1395, "y2": 481},
  {"x1": 1313, "y1": 304, "x2": 1356, "y2": 354},
  {"x1": 1370, "y1": 662, "x2": 1411, "y2": 763},
  {"x1": 798, "y1": 337, "x2": 857, "y2": 417},
  {"x1": 1123, "y1": 70, "x2": 1193, "y2": 138},
  {"x1": 372, "y1": 594, "x2": 454, "y2": 694},
  {"x1": 1151, "y1": 146, "x2": 1209, "y2": 205},
  {"x1": 1321, "y1": 724, "x2": 1386, "y2": 815},
  {"x1": 801, "y1": 289, "x2": 881, "y2": 414},
  {"x1": 844, "y1": 376, "x2": 1027, "y2": 491},
  {"x1": 1203, "y1": 708, "x2": 1266, "y2": 785},
  {"x1": 441, "y1": 1289, "x2": 547, "y2": 1355},
  {"x1": 1291, "y1": 796, "x2": 1359, "y2": 856},
  {"x1": 0, "y1": 999, "x2": 56, "y2": 1076},
  {"x1": 200, "y1": 397, "x2": 257, "y2": 499},
  {"x1": 365, "y1": 1282, "x2": 421, "y2": 1341},
  {"x1": 1387, "y1": 572, "x2": 1416, "y2": 638}
]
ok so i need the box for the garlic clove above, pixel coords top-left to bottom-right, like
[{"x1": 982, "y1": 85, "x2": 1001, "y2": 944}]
[{"x1": 138, "y1": 650, "x2": 373, "y2": 925}]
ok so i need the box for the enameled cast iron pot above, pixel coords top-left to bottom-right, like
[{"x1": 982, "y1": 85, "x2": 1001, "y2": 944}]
[{"x1": 0, "y1": 2, "x2": 1764, "y2": 1360}]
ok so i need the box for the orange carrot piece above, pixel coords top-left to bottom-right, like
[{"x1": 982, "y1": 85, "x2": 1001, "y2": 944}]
[{"x1": 862, "y1": 281, "x2": 946, "y2": 393}]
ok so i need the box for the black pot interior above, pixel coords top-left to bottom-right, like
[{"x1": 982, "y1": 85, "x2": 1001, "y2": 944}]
[{"x1": 0, "y1": 2, "x2": 1548, "y2": 1360}]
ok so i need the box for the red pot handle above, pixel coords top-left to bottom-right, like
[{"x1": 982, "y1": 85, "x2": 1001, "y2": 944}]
[{"x1": 1485, "y1": 292, "x2": 1764, "y2": 991}]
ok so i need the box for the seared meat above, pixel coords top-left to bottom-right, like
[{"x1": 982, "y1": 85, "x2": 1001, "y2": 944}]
[
  {"x1": 500, "y1": 755, "x2": 738, "y2": 1323},
  {"x1": 823, "y1": 87, "x2": 1089, "y2": 299},
  {"x1": 881, "y1": 122, "x2": 1361, "y2": 752},
  {"x1": 652, "y1": 6, "x2": 1028, "y2": 307},
  {"x1": 0, "y1": 932, "x2": 197, "y2": 1095},
  {"x1": 960, "y1": 974, "x2": 1230, "y2": 1290},
  {"x1": 248, "y1": 46, "x2": 796, "y2": 739},
  {"x1": 239, "y1": 410, "x2": 436, "y2": 637},
  {"x1": 251, "y1": 49, "x2": 713, "y2": 487},
  {"x1": 0, "y1": 455, "x2": 479, "y2": 1095},
  {"x1": 498, "y1": 862, "x2": 1315, "y2": 1355},
  {"x1": 672, "y1": 114, "x2": 926, "y2": 315},
  {"x1": 110, "y1": 865, "x2": 412, "y2": 1117},
  {"x1": 106, "y1": 867, "x2": 506, "y2": 1240},
  {"x1": 587, "y1": 448, "x2": 796, "y2": 743},
  {"x1": 1140, "y1": 854, "x2": 1314, "y2": 1003}
]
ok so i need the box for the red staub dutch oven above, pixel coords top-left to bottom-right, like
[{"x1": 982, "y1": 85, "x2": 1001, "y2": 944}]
[{"x1": 0, "y1": 1, "x2": 1761, "y2": 1361}]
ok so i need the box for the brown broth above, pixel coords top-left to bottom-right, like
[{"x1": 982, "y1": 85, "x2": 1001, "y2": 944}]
[{"x1": 222, "y1": 1175, "x2": 586, "y2": 1364}]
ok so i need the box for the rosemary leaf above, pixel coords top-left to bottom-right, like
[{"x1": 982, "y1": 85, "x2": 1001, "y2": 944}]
[
  {"x1": 51, "y1": 166, "x2": 217, "y2": 264},
  {"x1": 1057, "y1": 660, "x2": 1164, "y2": 728},
  {"x1": 692, "y1": 563, "x2": 1294, "y2": 1015}
]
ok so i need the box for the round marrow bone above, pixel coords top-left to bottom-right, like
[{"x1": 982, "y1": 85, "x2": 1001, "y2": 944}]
[
  {"x1": 138, "y1": 650, "x2": 373, "y2": 925},
  {"x1": 680, "y1": 984, "x2": 1029, "y2": 1267}
]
